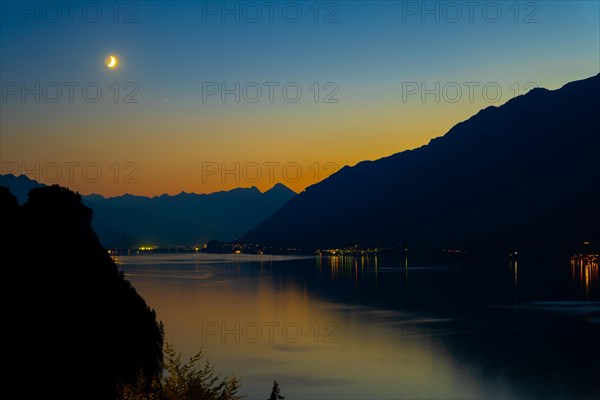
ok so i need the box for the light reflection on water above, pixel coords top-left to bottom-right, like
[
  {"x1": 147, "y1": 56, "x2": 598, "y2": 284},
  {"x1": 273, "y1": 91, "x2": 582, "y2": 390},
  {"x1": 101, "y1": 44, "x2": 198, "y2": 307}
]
[
  {"x1": 571, "y1": 256, "x2": 599, "y2": 299},
  {"x1": 120, "y1": 253, "x2": 600, "y2": 400}
]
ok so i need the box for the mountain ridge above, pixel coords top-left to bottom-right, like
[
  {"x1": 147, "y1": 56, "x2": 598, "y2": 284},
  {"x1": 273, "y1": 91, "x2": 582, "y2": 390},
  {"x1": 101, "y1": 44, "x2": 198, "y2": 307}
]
[
  {"x1": 242, "y1": 73, "x2": 600, "y2": 253},
  {"x1": 0, "y1": 174, "x2": 297, "y2": 248}
]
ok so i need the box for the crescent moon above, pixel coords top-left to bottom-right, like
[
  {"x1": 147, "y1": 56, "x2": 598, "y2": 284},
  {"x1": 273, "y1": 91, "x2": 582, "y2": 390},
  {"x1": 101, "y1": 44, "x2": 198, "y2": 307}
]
[{"x1": 105, "y1": 55, "x2": 117, "y2": 69}]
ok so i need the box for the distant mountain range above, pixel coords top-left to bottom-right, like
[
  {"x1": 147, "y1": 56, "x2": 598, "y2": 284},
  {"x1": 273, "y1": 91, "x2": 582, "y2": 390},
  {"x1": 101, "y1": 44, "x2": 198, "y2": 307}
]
[
  {"x1": 84, "y1": 183, "x2": 296, "y2": 247},
  {"x1": 4, "y1": 74, "x2": 599, "y2": 254},
  {"x1": 242, "y1": 74, "x2": 600, "y2": 253},
  {"x1": 0, "y1": 173, "x2": 44, "y2": 203},
  {"x1": 0, "y1": 174, "x2": 296, "y2": 248}
]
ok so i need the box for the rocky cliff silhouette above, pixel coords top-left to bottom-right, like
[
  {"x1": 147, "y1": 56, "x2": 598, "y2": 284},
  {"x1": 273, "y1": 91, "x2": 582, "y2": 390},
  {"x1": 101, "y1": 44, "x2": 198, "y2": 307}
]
[{"x1": 1, "y1": 185, "x2": 163, "y2": 398}]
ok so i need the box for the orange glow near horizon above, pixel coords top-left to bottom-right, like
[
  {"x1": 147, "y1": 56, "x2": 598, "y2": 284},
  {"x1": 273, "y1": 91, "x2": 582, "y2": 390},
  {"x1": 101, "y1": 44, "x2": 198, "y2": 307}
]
[
  {"x1": 1, "y1": 0, "x2": 598, "y2": 199},
  {"x1": 1, "y1": 74, "x2": 595, "y2": 197},
  {"x1": 0, "y1": 101, "x2": 483, "y2": 197}
]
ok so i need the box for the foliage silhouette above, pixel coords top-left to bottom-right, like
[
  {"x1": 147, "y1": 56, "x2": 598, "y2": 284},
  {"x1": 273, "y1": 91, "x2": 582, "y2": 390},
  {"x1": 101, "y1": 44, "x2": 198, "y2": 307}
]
[
  {"x1": 267, "y1": 380, "x2": 284, "y2": 400},
  {"x1": 117, "y1": 342, "x2": 244, "y2": 400}
]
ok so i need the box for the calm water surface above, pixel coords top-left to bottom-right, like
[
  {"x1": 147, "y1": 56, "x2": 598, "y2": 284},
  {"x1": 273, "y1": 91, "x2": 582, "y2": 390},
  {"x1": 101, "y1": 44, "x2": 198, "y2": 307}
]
[{"x1": 118, "y1": 253, "x2": 600, "y2": 400}]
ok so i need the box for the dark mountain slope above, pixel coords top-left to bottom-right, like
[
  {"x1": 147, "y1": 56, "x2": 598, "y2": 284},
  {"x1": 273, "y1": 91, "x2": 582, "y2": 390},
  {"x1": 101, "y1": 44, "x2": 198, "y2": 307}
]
[{"x1": 243, "y1": 74, "x2": 600, "y2": 253}]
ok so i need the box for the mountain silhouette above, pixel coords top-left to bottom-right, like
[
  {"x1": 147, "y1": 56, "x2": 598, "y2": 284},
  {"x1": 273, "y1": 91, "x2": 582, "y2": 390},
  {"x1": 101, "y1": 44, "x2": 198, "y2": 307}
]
[
  {"x1": 0, "y1": 174, "x2": 296, "y2": 248},
  {"x1": 242, "y1": 74, "x2": 600, "y2": 254},
  {"x1": 84, "y1": 183, "x2": 296, "y2": 247},
  {"x1": 1, "y1": 185, "x2": 163, "y2": 398},
  {"x1": 0, "y1": 173, "x2": 45, "y2": 203}
]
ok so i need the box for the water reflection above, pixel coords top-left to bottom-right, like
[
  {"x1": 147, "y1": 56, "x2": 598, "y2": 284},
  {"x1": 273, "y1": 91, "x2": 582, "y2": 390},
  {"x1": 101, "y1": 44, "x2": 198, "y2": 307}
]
[
  {"x1": 120, "y1": 253, "x2": 600, "y2": 400},
  {"x1": 509, "y1": 259, "x2": 519, "y2": 304},
  {"x1": 571, "y1": 254, "x2": 599, "y2": 299},
  {"x1": 325, "y1": 254, "x2": 379, "y2": 284},
  {"x1": 121, "y1": 255, "x2": 470, "y2": 399}
]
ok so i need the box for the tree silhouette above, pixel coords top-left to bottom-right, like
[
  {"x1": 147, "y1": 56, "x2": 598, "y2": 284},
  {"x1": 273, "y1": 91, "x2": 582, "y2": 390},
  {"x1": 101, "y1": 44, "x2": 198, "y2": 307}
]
[
  {"x1": 268, "y1": 380, "x2": 284, "y2": 400},
  {"x1": 117, "y1": 342, "x2": 244, "y2": 400}
]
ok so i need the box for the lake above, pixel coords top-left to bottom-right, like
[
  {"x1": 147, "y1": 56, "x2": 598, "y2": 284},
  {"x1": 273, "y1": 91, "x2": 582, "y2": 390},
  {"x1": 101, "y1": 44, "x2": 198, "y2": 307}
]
[{"x1": 118, "y1": 253, "x2": 600, "y2": 400}]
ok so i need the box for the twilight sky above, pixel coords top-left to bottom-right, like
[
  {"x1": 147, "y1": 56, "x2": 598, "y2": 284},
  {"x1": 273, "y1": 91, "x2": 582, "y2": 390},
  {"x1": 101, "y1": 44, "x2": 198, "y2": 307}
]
[{"x1": 1, "y1": 1, "x2": 598, "y2": 196}]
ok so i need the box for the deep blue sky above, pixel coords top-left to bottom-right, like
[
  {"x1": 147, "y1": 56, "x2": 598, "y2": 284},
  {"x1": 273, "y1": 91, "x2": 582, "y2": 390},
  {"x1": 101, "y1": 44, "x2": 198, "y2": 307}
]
[{"x1": 1, "y1": 1, "x2": 599, "y2": 195}]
